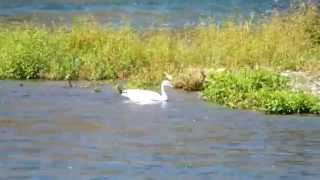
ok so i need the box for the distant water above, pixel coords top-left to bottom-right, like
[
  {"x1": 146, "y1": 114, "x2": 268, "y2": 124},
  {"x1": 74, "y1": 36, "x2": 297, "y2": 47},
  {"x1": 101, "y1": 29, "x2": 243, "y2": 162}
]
[{"x1": 0, "y1": 0, "x2": 310, "y2": 27}]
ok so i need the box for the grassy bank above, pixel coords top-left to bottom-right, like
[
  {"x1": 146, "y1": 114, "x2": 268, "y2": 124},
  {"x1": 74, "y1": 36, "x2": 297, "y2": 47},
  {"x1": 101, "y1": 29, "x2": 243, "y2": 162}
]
[
  {"x1": 0, "y1": 5, "x2": 319, "y2": 114},
  {"x1": 0, "y1": 6, "x2": 319, "y2": 82}
]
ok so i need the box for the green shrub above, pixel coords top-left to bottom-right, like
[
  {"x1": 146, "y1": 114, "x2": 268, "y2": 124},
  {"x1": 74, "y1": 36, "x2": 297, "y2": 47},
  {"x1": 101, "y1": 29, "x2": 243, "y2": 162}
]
[
  {"x1": 0, "y1": 27, "x2": 50, "y2": 79},
  {"x1": 258, "y1": 90, "x2": 320, "y2": 114},
  {"x1": 202, "y1": 70, "x2": 320, "y2": 114},
  {"x1": 202, "y1": 70, "x2": 289, "y2": 106}
]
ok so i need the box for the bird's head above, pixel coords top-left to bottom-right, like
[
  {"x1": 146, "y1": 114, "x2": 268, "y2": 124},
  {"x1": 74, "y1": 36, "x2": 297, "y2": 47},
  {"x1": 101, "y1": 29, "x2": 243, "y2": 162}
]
[{"x1": 162, "y1": 80, "x2": 173, "y2": 88}]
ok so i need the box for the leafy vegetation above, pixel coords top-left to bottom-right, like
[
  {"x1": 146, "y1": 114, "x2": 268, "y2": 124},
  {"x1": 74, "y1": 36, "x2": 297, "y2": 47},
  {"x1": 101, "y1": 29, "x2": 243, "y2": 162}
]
[{"x1": 202, "y1": 70, "x2": 320, "y2": 114}]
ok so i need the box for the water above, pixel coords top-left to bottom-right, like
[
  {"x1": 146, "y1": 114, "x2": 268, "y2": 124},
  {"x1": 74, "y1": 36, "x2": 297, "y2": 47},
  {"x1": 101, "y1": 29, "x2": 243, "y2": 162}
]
[
  {"x1": 0, "y1": 0, "x2": 299, "y2": 27},
  {"x1": 0, "y1": 81, "x2": 320, "y2": 179}
]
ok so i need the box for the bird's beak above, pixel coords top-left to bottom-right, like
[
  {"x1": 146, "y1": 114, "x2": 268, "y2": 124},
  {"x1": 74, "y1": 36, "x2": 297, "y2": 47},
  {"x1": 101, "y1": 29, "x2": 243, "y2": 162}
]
[{"x1": 165, "y1": 72, "x2": 173, "y2": 81}]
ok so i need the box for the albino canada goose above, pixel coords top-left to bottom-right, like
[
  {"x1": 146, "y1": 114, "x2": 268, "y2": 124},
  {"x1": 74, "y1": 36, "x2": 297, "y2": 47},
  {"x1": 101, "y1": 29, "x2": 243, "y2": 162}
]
[{"x1": 119, "y1": 80, "x2": 173, "y2": 105}]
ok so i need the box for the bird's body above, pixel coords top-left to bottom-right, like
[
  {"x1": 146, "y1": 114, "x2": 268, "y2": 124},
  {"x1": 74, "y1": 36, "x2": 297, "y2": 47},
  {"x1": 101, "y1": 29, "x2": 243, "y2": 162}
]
[
  {"x1": 120, "y1": 80, "x2": 173, "y2": 105},
  {"x1": 121, "y1": 89, "x2": 167, "y2": 104}
]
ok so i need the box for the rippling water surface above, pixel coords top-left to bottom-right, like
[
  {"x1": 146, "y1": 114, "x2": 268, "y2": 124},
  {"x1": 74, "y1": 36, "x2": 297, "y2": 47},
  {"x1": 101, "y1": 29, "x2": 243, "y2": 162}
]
[
  {"x1": 0, "y1": 81, "x2": 320, "y2": 179},
  {"x1": 0, "y1": 0, "x2": 298, "y2": 26}
]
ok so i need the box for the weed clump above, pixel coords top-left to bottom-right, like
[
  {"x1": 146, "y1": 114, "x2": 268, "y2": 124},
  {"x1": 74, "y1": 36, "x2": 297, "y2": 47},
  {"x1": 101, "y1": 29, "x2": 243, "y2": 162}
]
[
  {"x1": 202, "y1": 70, "x2": 320, "y2": 114},
  {"x1": 174, "y1": 68, "x2": 206, "y2": 91}
]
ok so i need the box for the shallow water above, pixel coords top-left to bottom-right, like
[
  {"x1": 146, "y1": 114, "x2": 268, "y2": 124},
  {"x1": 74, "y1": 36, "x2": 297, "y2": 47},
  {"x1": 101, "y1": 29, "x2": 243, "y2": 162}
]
[
  {"x1": 0, "y1": 80, "x2": 320, "y2": 179},
  {"x1": 0, "y1": 0, "x2": 299, "y2": 27}
]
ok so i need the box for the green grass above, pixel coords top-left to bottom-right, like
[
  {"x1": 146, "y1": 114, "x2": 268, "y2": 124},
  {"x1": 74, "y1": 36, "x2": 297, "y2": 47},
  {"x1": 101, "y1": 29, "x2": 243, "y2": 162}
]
[{"x1": 202, "y1": 70, "x2": 320, "y2": 114}]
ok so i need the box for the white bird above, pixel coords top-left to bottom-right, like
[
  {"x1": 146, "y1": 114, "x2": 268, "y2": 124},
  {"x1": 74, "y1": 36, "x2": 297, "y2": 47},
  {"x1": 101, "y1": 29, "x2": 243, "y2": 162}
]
[{"x1": 119, "y1": 80, "x2": 173, "y2": 105}]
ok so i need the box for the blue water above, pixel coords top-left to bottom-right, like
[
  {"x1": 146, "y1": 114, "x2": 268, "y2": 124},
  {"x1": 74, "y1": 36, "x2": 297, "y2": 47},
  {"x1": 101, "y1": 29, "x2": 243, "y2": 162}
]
[
  {"x1": 0, "y1": 81, "x2": 320, "y2": 179},
  {"x1": 0, "y1": 0, "x2": 300, "y2": 27}
]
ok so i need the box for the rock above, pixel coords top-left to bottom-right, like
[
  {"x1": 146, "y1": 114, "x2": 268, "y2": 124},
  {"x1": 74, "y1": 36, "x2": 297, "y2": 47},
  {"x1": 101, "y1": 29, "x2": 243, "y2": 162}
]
[{"x1": 280, "y1": 70, "x2": 320, "y2": 97}]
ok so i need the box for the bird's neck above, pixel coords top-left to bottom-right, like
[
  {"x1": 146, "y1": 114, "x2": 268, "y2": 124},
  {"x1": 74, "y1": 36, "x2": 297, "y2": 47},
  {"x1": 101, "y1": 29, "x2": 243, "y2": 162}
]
[{"x1": 161, "y1": 83, "x2": 168, "y2": 101}]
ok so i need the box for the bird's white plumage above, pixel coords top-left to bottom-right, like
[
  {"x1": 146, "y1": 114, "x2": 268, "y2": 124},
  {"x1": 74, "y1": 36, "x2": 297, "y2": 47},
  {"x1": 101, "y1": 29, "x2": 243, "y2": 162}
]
[
  {"x1": 121, "y1": 80, "x2": 173, "y2": 105},
  {"x1": 121, "y1": 89, "x2": 164, "y2": 104}
]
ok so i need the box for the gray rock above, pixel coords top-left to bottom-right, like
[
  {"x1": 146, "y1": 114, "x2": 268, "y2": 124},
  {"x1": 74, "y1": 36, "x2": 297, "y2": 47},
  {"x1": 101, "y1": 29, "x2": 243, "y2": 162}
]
[{"x1": 281, "y1": 70, "x2": 320, "y2": 97}]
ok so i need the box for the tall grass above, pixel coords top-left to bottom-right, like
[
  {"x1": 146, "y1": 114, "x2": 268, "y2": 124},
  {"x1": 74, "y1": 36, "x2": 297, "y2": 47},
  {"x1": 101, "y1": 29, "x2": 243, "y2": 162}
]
[{"x1": 0, "y1": 5, "x2": 319, "y2": 88}]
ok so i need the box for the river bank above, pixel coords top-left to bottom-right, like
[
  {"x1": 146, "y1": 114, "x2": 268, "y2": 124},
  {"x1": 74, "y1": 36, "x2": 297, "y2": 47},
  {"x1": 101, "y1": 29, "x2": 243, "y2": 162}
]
[{"x1": 0, "y1": 5, "x2": 319, "y2": 114}]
